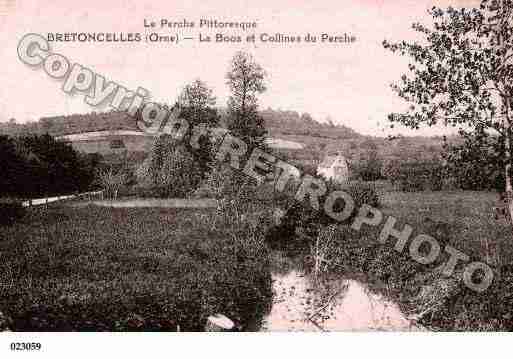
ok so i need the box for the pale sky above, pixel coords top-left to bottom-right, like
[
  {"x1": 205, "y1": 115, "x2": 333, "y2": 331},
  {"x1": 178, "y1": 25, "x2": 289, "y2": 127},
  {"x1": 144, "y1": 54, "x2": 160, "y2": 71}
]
[{"x1": 0, "y1": 0, "x2": 479, "y2": 136}]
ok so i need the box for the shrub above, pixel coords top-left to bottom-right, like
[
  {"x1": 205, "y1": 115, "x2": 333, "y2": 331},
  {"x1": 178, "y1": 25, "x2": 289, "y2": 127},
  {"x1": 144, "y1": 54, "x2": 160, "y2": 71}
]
[
  {"x1": 396, "y1": 160, "x2": 445, "y2": 192},
  {"x1": 0, "y1": 311, "x2": 12, "y2": 331},
  {"x1": 0, "y1": 136, "x2": 29, "y2": 197},
  {"x1": 265, "y1": 179, "x2": 381, "y2": 253},
  {"x1": 97, "y1": 167, "x2": 127, "y2": 200},
  {"x1": 9, "y1": 134, "x2": 99, "y2": 197},
  {"x1": 442, "y1": 129, "x2": 508, "y2": 192},
  {"x1": 140, "y1": 135, "x2": 210, "y2": 198},
  {"x1": 346, "y1": 181, "x2": 381, "y2": 209},
  {"x1": 351, "y1": 158, "x2": 383, "y2": 181},
  {"x1": 311, "y1": 223, "x2": 420, "y2": 288},
  {"x1": 265, "y1": 202, "x2": 322, "y2": 252},
  {"x1": 381, "y1": 159, "x2": 401, "y2": 185},
  {"x1": 193, "y1": 164, "x2": 252, "y2": 200}
]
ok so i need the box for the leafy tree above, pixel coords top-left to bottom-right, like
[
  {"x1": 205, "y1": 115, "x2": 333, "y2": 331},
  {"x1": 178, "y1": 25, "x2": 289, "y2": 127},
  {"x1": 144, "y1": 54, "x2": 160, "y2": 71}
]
[
  {"x1": 178, "y1": 79, "x2": 216, "y2": 111},
  {"x1": 135, "y1": 81, "x2": 220, "y2": 197},
  {"x1": 177, "y1": 80, "x2": 220, "y2": 169},
  {"x1": 383, "y1": 0, "x2": 513, "y2": 221},
  {"x1": 146, "y1": 135, "x2": 205, "y2": 198},
  {"x1": 226, "y1": 51, "x2": 267, "y2": 149},
  {"x1": 300, "y1": 113, "x2": 314, "y2": 123},
  {"x1": 177, "y1": 79, "x2": 219, "y2": 130},
  {"x1": 442, "y1": 128, "x2": 505, "y2": 190},
  {"x1": 325, "y1": 116, "x2": 335, "y2": 127},
  {"x1": 0, "y1": 134, "x2": 99, "y2": 198},
  {"x1": 77, "y1": 152, "x2": 104, "y2": 191},
  {"x1": 18, "y1": 134, "x2": 81, "y2": 195},
  {"x1": 0, "y1": 135, "x2": 28, "y2": 197}
]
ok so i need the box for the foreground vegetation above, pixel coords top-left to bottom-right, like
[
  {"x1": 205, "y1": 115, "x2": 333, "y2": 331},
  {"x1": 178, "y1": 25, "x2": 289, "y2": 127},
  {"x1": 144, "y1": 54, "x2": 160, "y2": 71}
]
[
  {"x1": 273, "y1": 189, "x2": 513, "y2": 331},
  {"x1": 1, "y1": 181, "x2": 512, "y2": 331},
  {"x1": 376, "y1": 191, "x2": 513, "y2": 330}
]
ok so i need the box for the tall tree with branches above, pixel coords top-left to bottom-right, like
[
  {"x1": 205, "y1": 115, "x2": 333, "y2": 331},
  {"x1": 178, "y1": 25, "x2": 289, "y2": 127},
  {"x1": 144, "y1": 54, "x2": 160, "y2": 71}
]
[
  {"x1": 177, "y1": 79, "x2": 218, "y2": 128},
  {"x1": 384, "y1": 0, "x2": 513, "y2": 223},
  {"x1": 177, "y1": 79, "x2": 220, "y2": 177},
  {"x1": 226, "y1": 51, "x2": 268, "y2": 149}
]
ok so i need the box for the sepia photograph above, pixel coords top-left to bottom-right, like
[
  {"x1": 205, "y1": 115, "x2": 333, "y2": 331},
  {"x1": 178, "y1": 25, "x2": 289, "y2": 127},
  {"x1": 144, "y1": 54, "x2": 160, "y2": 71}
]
[{"x1": 0, "y1": 0, "x2": 512, "y2": 357}]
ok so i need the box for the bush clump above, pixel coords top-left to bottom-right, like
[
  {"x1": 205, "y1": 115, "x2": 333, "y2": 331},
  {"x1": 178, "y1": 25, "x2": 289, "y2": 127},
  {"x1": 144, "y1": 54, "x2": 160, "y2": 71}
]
[
  {"x1": 346, "y1": 181, "x2": 381, "y2": 209},
  {"x1": 265, "y1": 179, "x2": 381, "y2": 252},
  {"x1": 136, "y1": 135, "x2": 211, "y2": 198},
  {"x1": 0, "y1": 134, "x2": 100, "y2": 198},
  {"x1": 395, "y1": 161, "x2": 445, "y2": 192}
]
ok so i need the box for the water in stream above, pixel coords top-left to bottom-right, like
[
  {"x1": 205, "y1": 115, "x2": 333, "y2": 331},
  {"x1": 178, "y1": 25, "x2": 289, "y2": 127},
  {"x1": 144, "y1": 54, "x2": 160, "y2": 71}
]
[{"x1": 260, "y1": 270, "x2": 421, "y2": 332}]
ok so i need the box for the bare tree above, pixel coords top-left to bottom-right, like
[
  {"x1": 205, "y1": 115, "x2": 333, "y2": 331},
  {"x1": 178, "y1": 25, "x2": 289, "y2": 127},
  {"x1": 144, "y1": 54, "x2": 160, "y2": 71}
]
[{"x1": 97, "y1": 167, "x2": 126, "y2": 200}]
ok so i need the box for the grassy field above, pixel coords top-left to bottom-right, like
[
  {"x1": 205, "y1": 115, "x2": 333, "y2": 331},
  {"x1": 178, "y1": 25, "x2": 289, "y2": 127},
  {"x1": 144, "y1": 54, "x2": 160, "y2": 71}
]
[
  {"x1": 1, "y1": 188, "x2": 511, "y2": 331},
  {"x1": 380, "y1": 191, "x2": 511, "y2": 265},
  {"x1": 316, "y1": 190, "x2": 513, "y2": 331},
  {"x1": 0, "y1": 205, "x2": 272, "y2": 331}
]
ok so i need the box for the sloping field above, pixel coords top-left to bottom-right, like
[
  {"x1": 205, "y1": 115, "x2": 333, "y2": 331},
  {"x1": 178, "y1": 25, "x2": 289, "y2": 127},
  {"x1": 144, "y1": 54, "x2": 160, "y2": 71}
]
[
  {"x1": 265, "y1": 138, "x2": 304, "y2": 150},
  {"x1": 56, "y1": 130, "x2": 153, "y2": 141},
  {"x1": 56, "y1": 129, "x2": 305, "y2": 155}
]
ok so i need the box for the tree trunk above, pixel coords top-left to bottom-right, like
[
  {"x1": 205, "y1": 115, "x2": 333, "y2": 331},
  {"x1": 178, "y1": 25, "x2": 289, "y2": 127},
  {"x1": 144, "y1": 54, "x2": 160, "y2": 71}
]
[
  {"x1": 505, "y1": 127, "x2": 513, "y2": 225},
  {"x1": 508, "y1": 196, "x2": 513, "y2": 226},
  {"x1": 498, "y1": 5, "x2": 513, "y2": 227},
  {"x1": 503, "y1": 91, "x2": 513, "y2": 225}
]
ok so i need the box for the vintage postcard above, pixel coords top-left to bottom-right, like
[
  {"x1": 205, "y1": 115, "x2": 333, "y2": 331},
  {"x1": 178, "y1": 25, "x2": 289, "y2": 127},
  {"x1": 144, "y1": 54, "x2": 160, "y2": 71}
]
[{"x1": 0, "y1": 0, "x2": 512, "y2": 357}]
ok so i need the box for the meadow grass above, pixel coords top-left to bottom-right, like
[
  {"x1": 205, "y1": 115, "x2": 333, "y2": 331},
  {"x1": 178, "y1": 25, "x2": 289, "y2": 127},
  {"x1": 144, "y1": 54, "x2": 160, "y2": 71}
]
[
  {"x1": 0, "y1": 205, "x2": 272, "y2": 331},
  {"x1": 380, "y1": 191, "x2": 511, "y2": 266},
  {"x1": 316, "y1": 190, "x2": 513, "y2": 331},
  {"x1": 1, "y1": 188, "x2": 511, "y2": 331}
]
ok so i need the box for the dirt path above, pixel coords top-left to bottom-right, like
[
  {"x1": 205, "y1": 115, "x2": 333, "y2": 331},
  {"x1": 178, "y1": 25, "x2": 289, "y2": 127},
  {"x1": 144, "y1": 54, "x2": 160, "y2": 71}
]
[{"x1": 71, "y1": 198, "x2": 218, "y2": 209}]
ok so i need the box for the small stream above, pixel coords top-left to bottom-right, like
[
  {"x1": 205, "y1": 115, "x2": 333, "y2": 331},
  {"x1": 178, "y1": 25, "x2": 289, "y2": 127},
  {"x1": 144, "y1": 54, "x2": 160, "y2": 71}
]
[{"x1": 260, "y1": 270, "x2": 421, "y2": 332}]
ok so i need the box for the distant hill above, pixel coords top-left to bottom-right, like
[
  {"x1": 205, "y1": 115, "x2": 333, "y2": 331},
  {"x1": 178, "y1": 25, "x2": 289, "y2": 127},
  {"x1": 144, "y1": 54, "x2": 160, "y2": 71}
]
[
  {"x1": 260, "y1": 108, "x2": 362, "y2": 140},
  {"x1": 0, "y1": 108, "x2": 361, "y2": 138},
  {"x1": 0, "y1": 109, "x2": 449, "y2": 167},
  {"x1": 0, "y1": 111, "x2": 137, "y2": 137}
]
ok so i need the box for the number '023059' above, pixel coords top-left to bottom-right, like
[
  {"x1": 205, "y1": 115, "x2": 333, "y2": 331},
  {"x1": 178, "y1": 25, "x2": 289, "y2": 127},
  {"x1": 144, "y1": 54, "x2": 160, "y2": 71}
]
[{"x1": 10, "y1": 342, "x2": 42, "y2": 351}]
